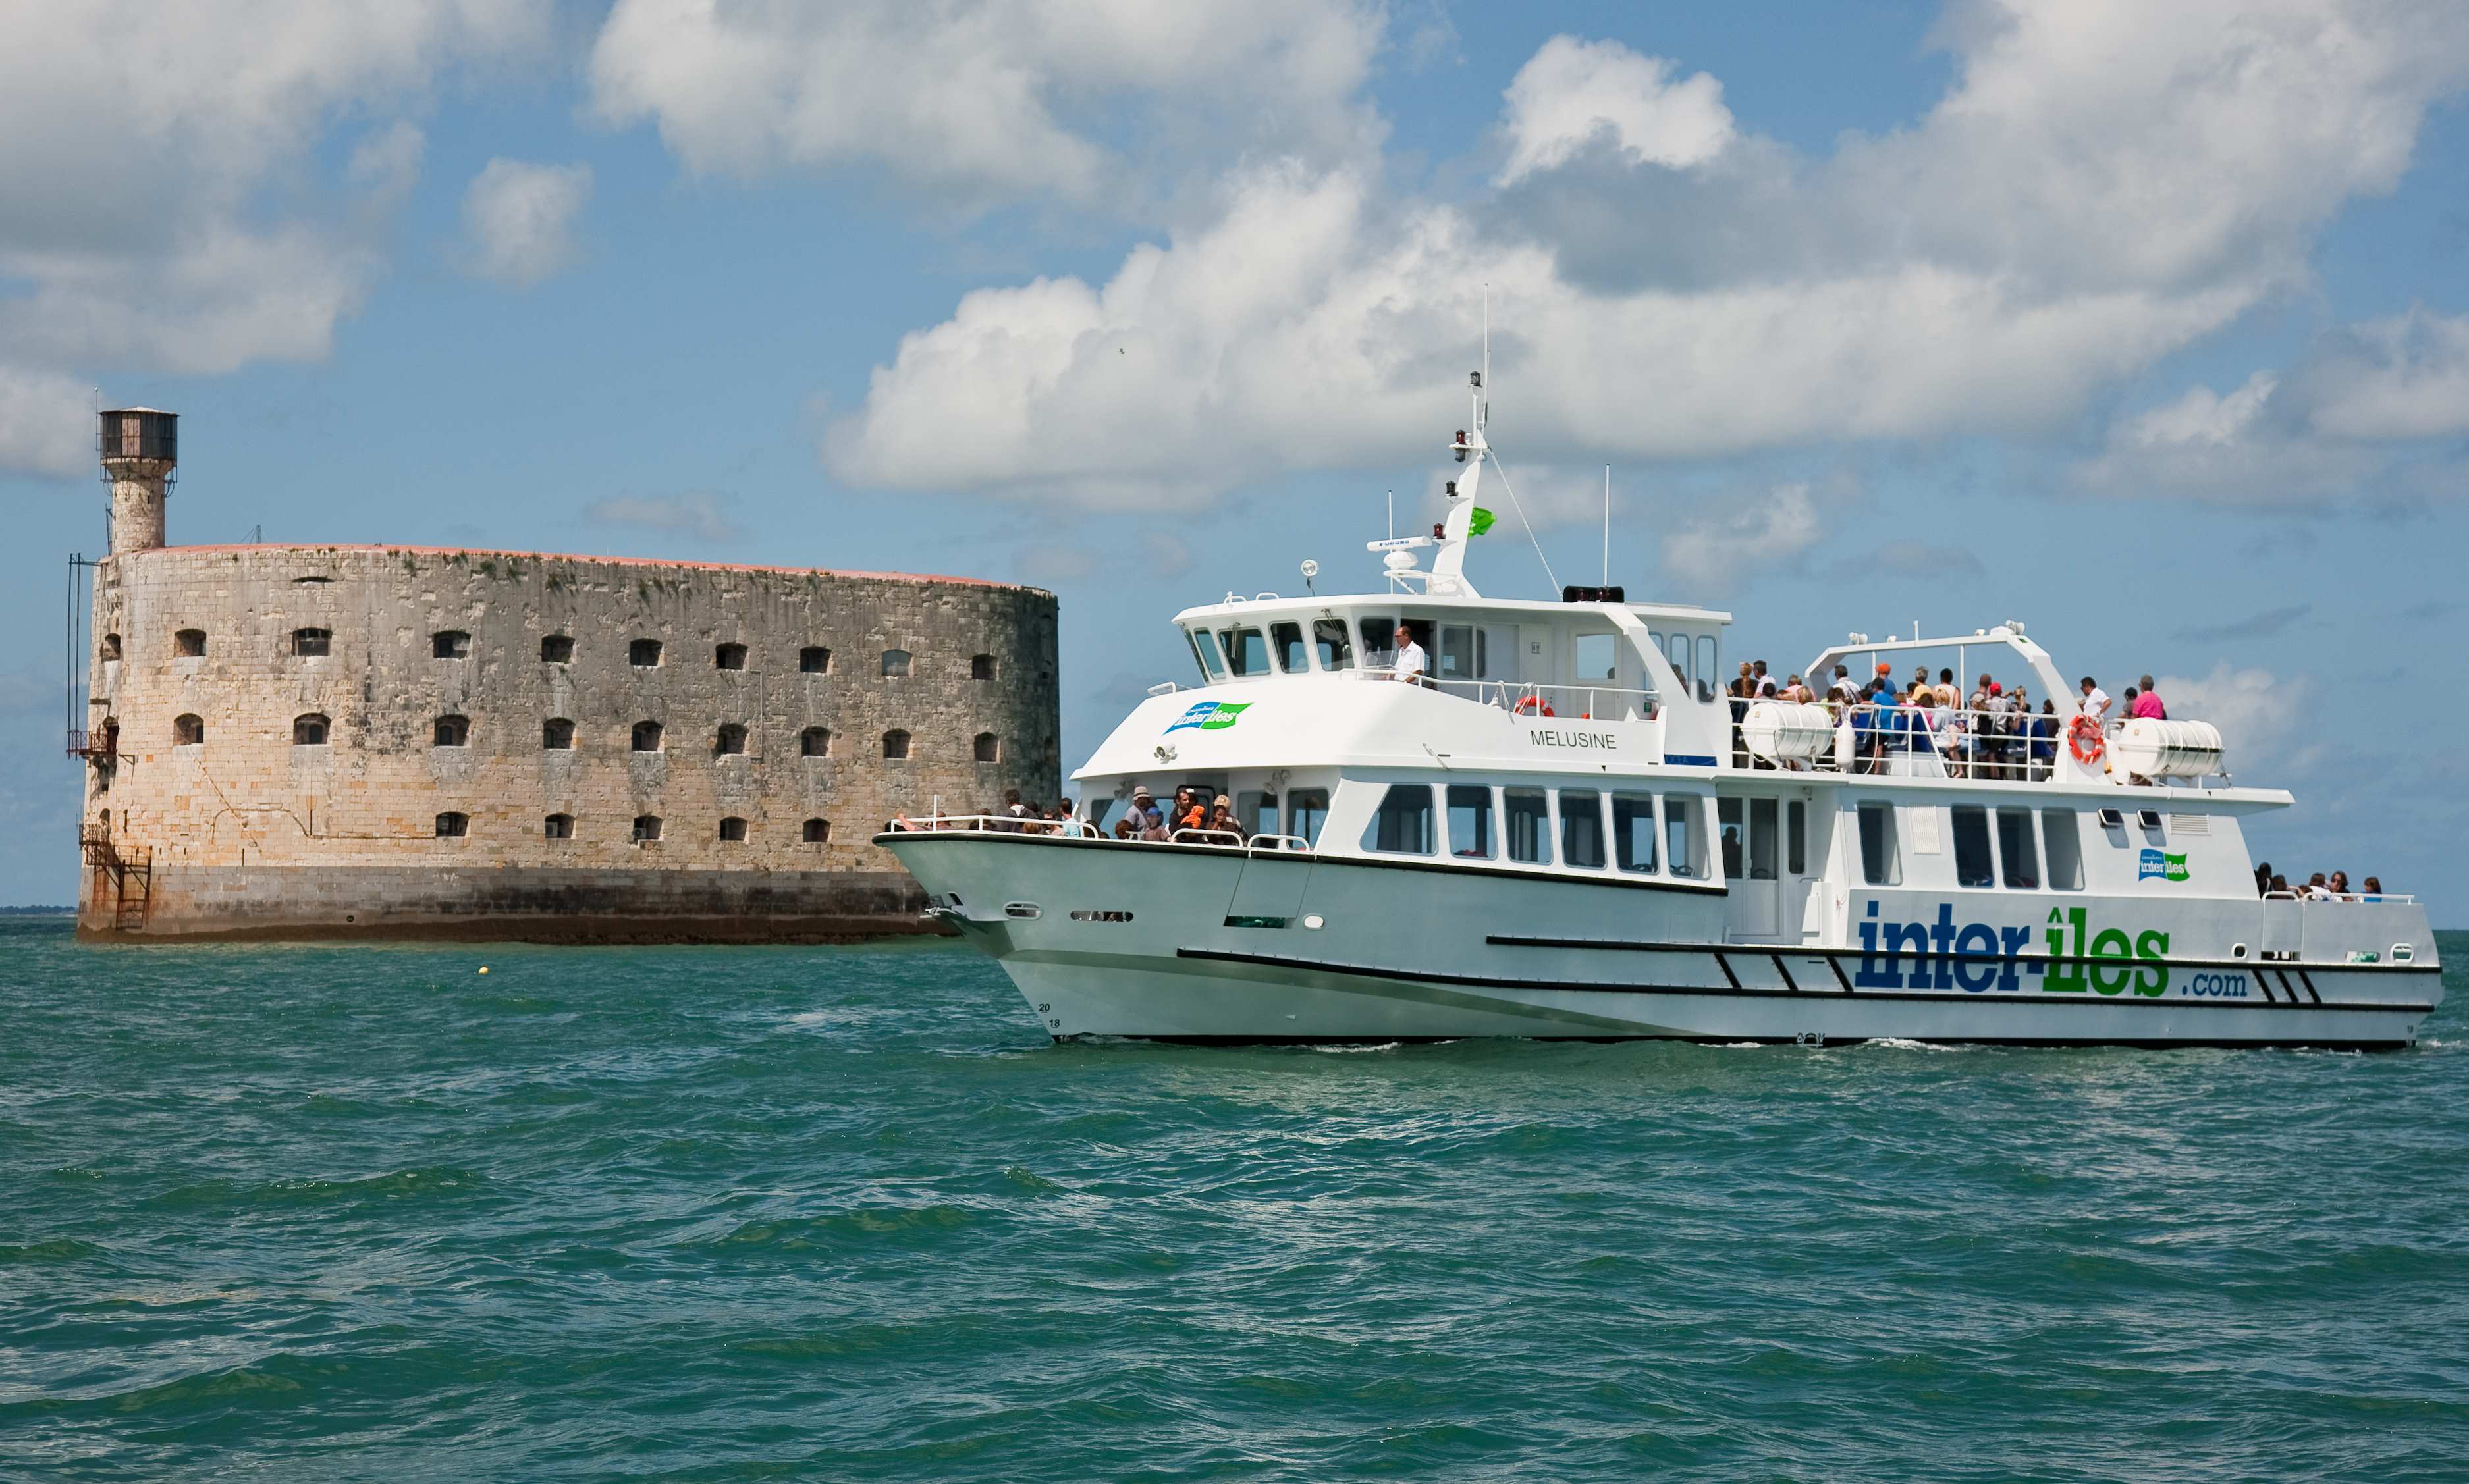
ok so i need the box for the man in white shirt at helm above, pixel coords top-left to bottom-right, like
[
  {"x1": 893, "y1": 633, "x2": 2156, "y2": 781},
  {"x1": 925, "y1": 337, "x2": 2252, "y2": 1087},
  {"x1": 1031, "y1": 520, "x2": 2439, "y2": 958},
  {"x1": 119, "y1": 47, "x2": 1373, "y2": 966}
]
[{"x1": 1390, "y1": 623, "x2": 1430, "y2": 687}]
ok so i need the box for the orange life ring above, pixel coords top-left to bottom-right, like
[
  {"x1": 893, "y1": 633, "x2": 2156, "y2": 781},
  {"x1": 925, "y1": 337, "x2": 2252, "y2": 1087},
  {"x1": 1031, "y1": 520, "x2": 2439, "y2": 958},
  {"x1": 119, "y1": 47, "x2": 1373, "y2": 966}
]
[
  {"x1": 2068, "y1": 714, "x2": 2105, "y2": 764},
  {"x1": 1513, "y1": 693, "x2": 1556, "y2": 718}
]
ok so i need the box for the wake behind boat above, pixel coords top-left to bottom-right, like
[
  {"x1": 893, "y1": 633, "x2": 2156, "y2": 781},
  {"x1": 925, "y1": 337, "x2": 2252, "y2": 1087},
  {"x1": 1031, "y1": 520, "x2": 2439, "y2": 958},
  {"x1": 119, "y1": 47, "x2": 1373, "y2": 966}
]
[{"x1": 880, "y1": 366, "x2": 2440, "y2": 1049}]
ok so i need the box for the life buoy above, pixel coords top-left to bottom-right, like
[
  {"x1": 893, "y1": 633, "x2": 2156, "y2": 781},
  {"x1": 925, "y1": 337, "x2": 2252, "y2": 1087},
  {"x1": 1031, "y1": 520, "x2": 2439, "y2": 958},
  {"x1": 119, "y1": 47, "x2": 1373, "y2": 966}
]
[
  {"x1": 1513, "y1": 693, "x2": 1556, "y2": 718},
  {"x1": 2068, "y1": 714, "x2": 2105, "y2": 764}
]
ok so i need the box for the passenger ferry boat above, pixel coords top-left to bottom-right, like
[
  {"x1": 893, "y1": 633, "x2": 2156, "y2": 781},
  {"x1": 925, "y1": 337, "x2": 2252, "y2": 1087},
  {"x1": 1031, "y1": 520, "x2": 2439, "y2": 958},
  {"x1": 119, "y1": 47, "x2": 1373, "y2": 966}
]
[{"x1": 881, "y1": 371, "x2": 2441, "y2": 1049}]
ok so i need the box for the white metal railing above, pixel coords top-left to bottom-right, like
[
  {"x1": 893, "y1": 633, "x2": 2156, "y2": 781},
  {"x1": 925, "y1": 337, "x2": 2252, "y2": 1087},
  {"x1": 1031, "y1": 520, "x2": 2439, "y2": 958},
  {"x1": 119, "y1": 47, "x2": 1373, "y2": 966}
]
[
  {"x1": 1739, "y1": 702, "x2": 2084, "y2": 780},
  {"x1": 886, "y1": 812, "x2": 1314, "y2": 852},
  {"x1": 1350, "y1": 667, "x2": 1662, "y2": 721},
  {"x1": 2263, "y1": 889, "x2": 2417, "y2": 905}
]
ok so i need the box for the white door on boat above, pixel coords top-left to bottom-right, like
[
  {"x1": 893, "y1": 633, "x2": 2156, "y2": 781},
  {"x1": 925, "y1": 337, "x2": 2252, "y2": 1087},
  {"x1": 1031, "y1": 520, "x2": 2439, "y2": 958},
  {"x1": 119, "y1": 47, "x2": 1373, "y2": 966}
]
[{"x1": 1719, "y1": 795, "x2": 1782, "y2": 940}]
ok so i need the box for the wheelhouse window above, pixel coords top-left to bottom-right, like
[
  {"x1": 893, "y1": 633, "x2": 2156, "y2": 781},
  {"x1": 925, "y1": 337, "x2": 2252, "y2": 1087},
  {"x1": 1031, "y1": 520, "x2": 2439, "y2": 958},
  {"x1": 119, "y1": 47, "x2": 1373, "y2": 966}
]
[
  {"x1": 715, "y1": 643, "x2": 747, "y2": 671},
  {"x1": 971, "y1": 653, "x2": 996, "y2": 681},
  {"x1": 630, "y1": 639, "x2": 662, "y2": 668},
  {"x1": 1287, "y1": 788, "x2": 1329, "y2": 847},
  {"x1": 2042, "y1": 808, "x2": 2085, "y2": 891},
  {"x1": 1718, "y1": 798, "x2": 1745, "y2": 880},
  {"x1": 1220, "y1": 627, "x2": 1270, "y2": 677},
  {"x1": 1313, "y1": 619, "x2": 1353, "y2": 671},
  {"x1": 1187, "y1": 627, "x2": 1227, "y2": 681},
  {"x1": 1361, "y1": 784, "x2": 1434, "y2": 855},
  {"x1": 1271, "y1": 622, "x2": 1308, "y2": 673},
  {"x1": 800, "y1": 646, "x2": 830, "y2": 674},
  {"x1": 432, "y1": 631, "x2": 470, "y2": 659},
  {"x1": 1612, "y1": 793, "x2": 1657, "y2": 874},
  {"x1": 433, "y1": 714, "x2": 470, "y2": 747},
  {"x1": 1560, "y1": 790, "x2": 1606, "y2": 869},
  {"x1": 719, "y1": 816, "x2": 748, "y2": 841},
  {"x1": 435, "y1": 812, "x2": 469, "y2": 838},
  {"x1": 800, "y1": 726, "x2": 830, "y2": 758},
  {"x1": 1356, "y1": 616, "x2": 1396, "y2": 668},
  {"x1": 880, "y1": 649, "x2": 911, "y2": 677},
  {"x1": 1997, "y1": 808, "x2": 2039, "y2": 890},
  {"x1": 973, "y1": 732, "x2": 1000, "y2": 762},
  {"x1": 173, "y1": 713, "x2": 204, "y2": 746},
  {"x1": 1237, "y1": 790, "x2": 1279, "y2": 838},
  {"x1": 541, "y1": 635, "x2": 574, "y2": 664},
  {"x1": 882, "y1": 729, "x2": 909, "y2": 760},
  {"x1": 542, "y1": 718, "x2": 574, "y2": 749},
  {"x1": 631, "y1": 720, "x2": 663, "y2": 752},
  {"x1": 1951, "y1": 806, "x2": 1996, "y2": 889},
  {"x1": 174, "y1": 628, "x2": 205, "y2": 658},
  {"x1": 1446, "y1": 785, "x2": 1494, "y2": 860},
  {"x1": 632, "y1": 814, "x2": 661, "y2": 843},
  {"x1": 543, "y1": 813, "x2": 573, "y2": 839},
  {"x1": 292, "y1": 713, "x2": 329, "y2": 745},
  {"x1": 1857, "y1": 803, "x2": 1901, "y2": 887},
  {"x1": 291, "y1": 627, "x2": 331, "y2": 657},
  {"x1": 1666, "y1": 796, "x2": 1704, "y2": 878},
  {"x1": 1505, "y1": 789, "x2": 1552, "y2": 865},
  {"x1": 715, "y1": 723, "x2": 748, "y2": 756}
]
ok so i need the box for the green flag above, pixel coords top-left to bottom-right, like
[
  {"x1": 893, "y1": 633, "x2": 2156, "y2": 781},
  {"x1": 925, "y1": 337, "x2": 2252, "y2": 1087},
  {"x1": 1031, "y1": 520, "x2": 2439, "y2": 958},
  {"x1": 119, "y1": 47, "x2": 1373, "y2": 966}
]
[{"x1": 1467, "y1": 506, "x2": 1496, "y2": 536}]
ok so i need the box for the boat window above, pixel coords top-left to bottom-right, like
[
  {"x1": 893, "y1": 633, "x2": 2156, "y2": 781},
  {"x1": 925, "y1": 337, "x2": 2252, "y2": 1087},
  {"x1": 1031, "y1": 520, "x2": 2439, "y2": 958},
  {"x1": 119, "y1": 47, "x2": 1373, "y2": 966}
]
[
  {"x1": 1665, "y1": 633, "x2": 1689, "y2": 691},
  {"x1": 1437, "y1": 625, "x2": 1476, "y2": 681},
  {"x1": 1446, "y1": 785, "x2": 1494, "y2": 860},
  {"x1": 1997, "y1": 808, "x2": 2039, "y2": 889},
  {"x1": 1574, "y1": 632, "x2": 1616, "y2": 683},
  {"x1": 1612, "y1": 793, "x2": 1658, "y2": 873},
  {"x1": 1666, "y1": 796, "x2": 1704, "y2": 878},
  {"x1": 1718, "y1": 798, "x2": 1745, "y2": 879},
  {"x1": 1786, "y1": 801, "x2": 1807, "y2": 875},
  {"x1": 1857, "y1": 803, "x2": 1901, "y2": 886},
  {"x1": 1560, "y1": 790, "x2": 1606, "y2": 870},
  {"x1": 1951, "y1": 806, "x2": 1995, "y2": 889},
  {"x1": 1357, "y1": 616, "x2": 1395, "y2": 668},
  {"x1": 1221, "y1": 627, "x2": 1270, "y2": 677},
  {"x1": 1272, "y1": 622, "x2": 1309, "y2": 674},
  {"x1": 1506, "y1": 789, "x2": 1552, "y2": 864},
  {"x1": 1238, "y1": 790, "x2": 1279, "y2": 837},
  {"x1": 1187, "y1": 627, "x2": 1226, "y2": 681},
  {"x1": 1749, "y1": 797, "x2": 1778, "y2": 881},
  {"x1": 1361, "y1": 784, "x2": 1434, "y2": 855},
  {"x1": 1288, "y1": 789, "x2": 1330, "y2": 846},
  {"x1": 1313, "y1": 620, "x2": 1353, "y2": 671},
  {"x1": 1695, "y1": 637, "x2": 1718, "y2": 702},
  {"x1": 2042, "y1": 808, "x2": 2085, "y2": 891}
]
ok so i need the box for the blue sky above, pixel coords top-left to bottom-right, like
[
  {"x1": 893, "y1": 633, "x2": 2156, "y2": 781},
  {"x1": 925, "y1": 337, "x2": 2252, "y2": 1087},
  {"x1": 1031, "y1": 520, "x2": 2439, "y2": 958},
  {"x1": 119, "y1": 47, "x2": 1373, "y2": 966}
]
[{"x1": 3, "y1": 1, "x2": 2465, "y2": 913}]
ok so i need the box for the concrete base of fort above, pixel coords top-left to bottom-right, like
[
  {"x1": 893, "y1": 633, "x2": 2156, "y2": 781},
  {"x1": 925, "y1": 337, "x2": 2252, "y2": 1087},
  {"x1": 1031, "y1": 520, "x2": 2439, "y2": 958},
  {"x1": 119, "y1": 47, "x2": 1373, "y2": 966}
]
[{"x1": 78, "y1": 866, "x2": 952, "y2": 945}]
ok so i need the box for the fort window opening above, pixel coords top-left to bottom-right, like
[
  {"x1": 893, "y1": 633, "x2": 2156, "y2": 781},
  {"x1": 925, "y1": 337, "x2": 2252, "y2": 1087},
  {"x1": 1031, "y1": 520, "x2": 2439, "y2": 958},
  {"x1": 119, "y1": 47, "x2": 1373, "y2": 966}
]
[
  {"x1": 715, "y1": 723, "x2": 748, "y2": 756},
  {"x1": 293, "y1": 713, "x2": 329, "y2": 745},
  {"x1": 433, "y1": 630, "x2": 470, "y2": 659},
  {"x1": 632, "y1": 814, "x2": 662, "y2": 843},
  {"x1": 973, "y1": 732, "x2": 1000, "y2": 763},
  {"x1": 800, "y1": 646, "x2": 831, "y2": 674},
  {"x1": 435, "y1": 812, "x2": 469, "y2": 838},
  {"x1": 173, "y1": 629, "x2": 205, "y2": 658},
  {"x1": 99, "y1": 633, "x2": 122, "y2": 662},
  {"x1": 433, "y1": 714, "x2": 470, "y2": 747},
  {"x1": 291, "y1": 627, "x2": 331, "y2": 657},
  {"x1": 881, "y1": 649, "x2": 911, "y2": 677},
  {"x1": 541, "y1": 635, "x2": 574, "y2": 664},
  {"x1": 802, "y1": 818, "x2": 831, "y2": 844},
  {"x1": 715, "y1": 643, "x2": 747, "y2": 670},
  {"x1": 173, "y1": 713, "x2": 204, "y2": 746},
  {"x1": 630, "y1": 639, "x2": 663, "y2": 667},
  {"x1": 971, "y1": 653, "x2": 996, "y2": 681},
  {"x1": 632, "y1": 720, "x2": 663, "y2": 752},
  {"x1": 544, "y1": 813, "x2": 574, "y2": 839},
  {"x1": 719, "y1": 816, "x2": 748, "y2": 842},
  {"x1": 882, "y1": 729, "x2": 910, "y2": 760},
  {"x1": 542, "y1": 718, "x2": 575, "y2": 749},
  {"x1": 800, "y1": 726, "x2": 831, "y2": 758}
]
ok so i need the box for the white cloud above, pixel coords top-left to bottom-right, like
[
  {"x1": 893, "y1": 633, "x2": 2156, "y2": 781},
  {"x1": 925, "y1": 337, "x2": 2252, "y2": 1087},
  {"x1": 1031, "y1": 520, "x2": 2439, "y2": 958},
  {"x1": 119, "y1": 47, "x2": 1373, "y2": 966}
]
[
  {"x1": 583, "y1": 491, "x2": 740, "y2": 542},
  {"x1": 588, "y1": 0, "x2": 1386, "y2": 210},
  {"x1": 0, "y1": 367, "x2": 95, "y2": 478},
  {"x1": 348, "y1": 120, "x2": 427, "y2": 212},
  {"x1": 834, "y1": 1, "x2": 2469, "y2": 511},
  {"x1": 1497, "y1": 36, "x2": 1734, "y2": 184},
  {"x1": 458, "y1": 159, "x2": 593, "y2": 288},
  {"x1": 2286, "y1": 307, "x2": 2469, "y2": 440},
  {"x1": 2154, "y1": 664, "x2": 2320, "y2": 777},
  {"x1": 1660, "y1": 483, "x2": 1822, "y2": 597}
]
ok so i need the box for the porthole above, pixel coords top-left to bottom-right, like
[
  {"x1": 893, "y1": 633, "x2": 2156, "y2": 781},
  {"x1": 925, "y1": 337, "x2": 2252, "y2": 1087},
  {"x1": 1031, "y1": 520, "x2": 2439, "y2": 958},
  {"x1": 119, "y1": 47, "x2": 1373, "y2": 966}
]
[
  {"x1": 2230, "y1": 943, "x2": 2248, "y2": 959},
  {"x1": 1302, "y1": 914, "x2": 1326, "y2": 930},
  {"x1": 1004, "y1": 902, "x2": 1042, "y2": 920},
  {"x1": 1068, "y1": 909, "x2": 1135, "y2": 923}
]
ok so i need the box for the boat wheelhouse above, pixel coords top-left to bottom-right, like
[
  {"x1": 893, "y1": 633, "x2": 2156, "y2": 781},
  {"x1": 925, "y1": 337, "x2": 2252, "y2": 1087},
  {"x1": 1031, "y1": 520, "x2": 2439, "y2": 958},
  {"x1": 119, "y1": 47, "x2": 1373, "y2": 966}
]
[{"x1": 881, "y1": 368, "x2": 2439, "y2": 1048}]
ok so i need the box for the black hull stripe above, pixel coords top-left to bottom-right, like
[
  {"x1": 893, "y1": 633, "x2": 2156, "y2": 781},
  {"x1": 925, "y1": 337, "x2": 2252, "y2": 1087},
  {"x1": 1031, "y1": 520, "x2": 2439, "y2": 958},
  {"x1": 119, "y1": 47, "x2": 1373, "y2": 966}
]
[
  {"x1": 1176, "y1": 947, "x2": 2435, "y2": 1014},
  {"x1": 1485, "y1": 934, "x2": 2443, "y2": 976},
  {"x1": 1126, "y1": 1034, "x2": 2416, "y2": 1051}
]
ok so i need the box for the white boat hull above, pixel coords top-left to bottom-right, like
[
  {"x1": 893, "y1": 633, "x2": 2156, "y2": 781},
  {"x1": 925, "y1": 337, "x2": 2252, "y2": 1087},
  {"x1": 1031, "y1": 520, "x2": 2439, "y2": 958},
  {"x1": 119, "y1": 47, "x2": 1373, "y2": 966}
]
[{"x1": 884, "y1": 834, "x2": 2443, "y2": 1049}]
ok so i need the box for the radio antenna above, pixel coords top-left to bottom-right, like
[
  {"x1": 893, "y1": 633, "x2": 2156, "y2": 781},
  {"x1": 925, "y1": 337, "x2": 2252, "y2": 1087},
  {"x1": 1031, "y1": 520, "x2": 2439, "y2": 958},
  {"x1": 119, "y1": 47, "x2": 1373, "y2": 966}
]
[{"x1": 1602, "y1": 466, "x2": 1610, "y2": 585}]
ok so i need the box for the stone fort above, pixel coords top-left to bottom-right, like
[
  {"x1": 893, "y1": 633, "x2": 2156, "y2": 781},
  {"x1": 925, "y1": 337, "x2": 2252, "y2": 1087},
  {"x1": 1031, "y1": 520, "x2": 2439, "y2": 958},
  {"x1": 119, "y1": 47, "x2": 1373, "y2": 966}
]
[{"x1": 74, "y1": 408, "x2": 1060, "y2": 941}]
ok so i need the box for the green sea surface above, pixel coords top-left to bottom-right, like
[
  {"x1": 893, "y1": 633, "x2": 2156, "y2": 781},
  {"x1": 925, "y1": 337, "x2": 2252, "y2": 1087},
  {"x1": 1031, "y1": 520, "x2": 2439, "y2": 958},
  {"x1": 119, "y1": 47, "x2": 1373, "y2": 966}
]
[{"x1": 3, "y1": 920, "x2": 2464, "y2": 1481}]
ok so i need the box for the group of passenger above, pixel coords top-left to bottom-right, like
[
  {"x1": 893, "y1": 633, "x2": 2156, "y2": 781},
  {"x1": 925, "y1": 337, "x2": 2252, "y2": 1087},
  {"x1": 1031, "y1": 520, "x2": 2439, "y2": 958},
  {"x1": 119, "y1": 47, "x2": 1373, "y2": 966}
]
[
  {"x1": 2252, "y1": 862, "x2": 2391, "y2": 901},
  {"x1": 1726, "y1": 658, "x2": 2169, "y2": 780},
  {"x1": 1108, "y1": 783, "x2": 1245, "y2": 843}
]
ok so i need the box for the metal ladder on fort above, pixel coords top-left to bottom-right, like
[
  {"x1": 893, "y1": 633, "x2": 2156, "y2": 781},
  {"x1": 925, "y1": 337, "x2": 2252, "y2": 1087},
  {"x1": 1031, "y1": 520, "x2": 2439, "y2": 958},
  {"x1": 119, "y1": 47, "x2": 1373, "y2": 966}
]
[{"x1": 80, "y1": 829, "x2": 152, "y2": 932}]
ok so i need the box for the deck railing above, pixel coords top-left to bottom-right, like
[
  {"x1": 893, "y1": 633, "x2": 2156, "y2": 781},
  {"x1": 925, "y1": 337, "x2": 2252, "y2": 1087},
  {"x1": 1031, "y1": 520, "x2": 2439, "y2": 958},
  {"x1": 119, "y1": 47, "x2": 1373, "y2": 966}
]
[
  {"x1": 885, "y1": 813, "x2": 1313, "y2": 851},
  {"x1": 1351, "y1": 668, "x2": 1663, "y2": 722}
]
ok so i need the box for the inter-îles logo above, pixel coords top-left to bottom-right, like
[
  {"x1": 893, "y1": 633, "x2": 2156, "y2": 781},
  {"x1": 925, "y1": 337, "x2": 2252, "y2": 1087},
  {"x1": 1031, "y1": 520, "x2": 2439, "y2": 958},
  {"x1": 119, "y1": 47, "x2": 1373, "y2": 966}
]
[
  {"x1": 2138, "y1": 847, "x2": 2190, "y2": 882},
  {"x1": 1164, "y1": 701, "x2": 1250, "y2": 735}
]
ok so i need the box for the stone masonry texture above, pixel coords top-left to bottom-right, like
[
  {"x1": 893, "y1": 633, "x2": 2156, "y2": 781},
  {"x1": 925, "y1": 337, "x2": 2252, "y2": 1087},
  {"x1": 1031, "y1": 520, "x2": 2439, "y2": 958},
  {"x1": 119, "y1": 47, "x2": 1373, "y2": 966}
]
[{"x1": 78, "y1": 544, "x2": 1059, "y2": 941}]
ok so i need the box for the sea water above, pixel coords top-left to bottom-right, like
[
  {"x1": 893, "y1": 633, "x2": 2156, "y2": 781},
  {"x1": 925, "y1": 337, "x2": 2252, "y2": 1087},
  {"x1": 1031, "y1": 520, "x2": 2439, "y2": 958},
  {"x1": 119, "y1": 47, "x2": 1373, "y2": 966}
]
[{"x1": 3, "y1": 920, "x2": 2464, "y2": 1481}]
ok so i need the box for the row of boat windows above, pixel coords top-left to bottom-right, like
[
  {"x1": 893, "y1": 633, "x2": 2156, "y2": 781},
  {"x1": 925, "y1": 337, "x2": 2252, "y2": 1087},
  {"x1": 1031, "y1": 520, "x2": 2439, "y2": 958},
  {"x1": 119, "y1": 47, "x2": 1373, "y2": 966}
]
[
  {"x1": 1189, "y1": 617, "x2": 1515, "y2": 682},
  {"x1": 433, "y1": 813, "x2": 832, "y2": 843},
  {"x1": 1857, "y1": 802, "x2": 2088, "y2": 891},
  {"x1": 116, "y1": 629, "x2": 995, "y2": 679},
  {"x1": 1360, "y1": 783, "x2": 1712, "y2": 877},
  {"x1": 174, "y1": 714, "x2": 1000, "y2": 762}
]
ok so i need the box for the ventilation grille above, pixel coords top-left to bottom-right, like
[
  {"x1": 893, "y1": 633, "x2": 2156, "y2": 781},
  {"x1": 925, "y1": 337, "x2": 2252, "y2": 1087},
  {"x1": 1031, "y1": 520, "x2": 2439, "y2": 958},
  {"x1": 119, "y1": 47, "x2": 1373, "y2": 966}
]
[{"x1": 2168, "y1": 813, "x2": 2211, "y2": 836}]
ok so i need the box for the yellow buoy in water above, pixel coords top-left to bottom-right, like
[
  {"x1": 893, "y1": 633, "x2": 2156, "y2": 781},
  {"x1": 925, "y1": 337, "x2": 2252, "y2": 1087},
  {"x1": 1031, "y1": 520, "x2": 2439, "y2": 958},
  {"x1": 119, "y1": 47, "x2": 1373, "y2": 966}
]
[{"x1": 477, "y1": 966, "x2": 489, "y2": 975}]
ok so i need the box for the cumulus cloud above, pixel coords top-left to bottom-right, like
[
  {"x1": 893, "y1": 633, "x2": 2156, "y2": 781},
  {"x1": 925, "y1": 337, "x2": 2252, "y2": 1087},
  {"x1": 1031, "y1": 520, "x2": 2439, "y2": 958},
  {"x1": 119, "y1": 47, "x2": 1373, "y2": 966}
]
[
  {"x1": 1496, "y1": 36, "x2": 1734, "y2": 184},
  {"x1": 2156, "y1": 664, "x2": 2320, "y2": 776},
  {"x1": 588, "y1": 0, "x2": 1385, "y2": 210},
  {"x1": 347, "y1": 120, "x2": 427, "y2": 213},
  {"x1": 2283, "y1": 306, "x2": 2469, "y2": 440},
  {"x1": 1660, "y1": 483, "x2": 1822, "y2": 597},
  {"x1": 458, "y1": 159, "x2": 593, "y2": 288},
  {"x1": 833, "y1": 0, "x2": 2469, "y2": 510},
  {"x1": 0, "y1": 367, "x2": 95, "y2": 478},
  {"x1": 583, "y1": 491, "x2": 740, "y2": 543}
]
